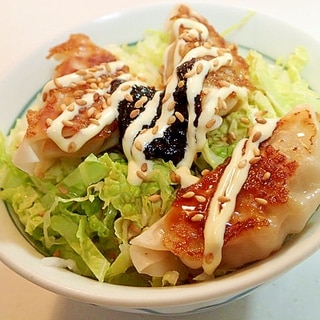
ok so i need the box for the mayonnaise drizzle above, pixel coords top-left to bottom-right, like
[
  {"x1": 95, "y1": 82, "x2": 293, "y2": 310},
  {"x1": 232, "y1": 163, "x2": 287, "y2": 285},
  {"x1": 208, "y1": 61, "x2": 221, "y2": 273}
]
[
  {"x1": 202, "y1": 118, "x2": 278, "y2": 275},
  {"x1": 41, "y1": 14, "x2": 249, "y2": 186},
  {"x1": 45, "y1": 61, "x2": 127, "y2": 152}
]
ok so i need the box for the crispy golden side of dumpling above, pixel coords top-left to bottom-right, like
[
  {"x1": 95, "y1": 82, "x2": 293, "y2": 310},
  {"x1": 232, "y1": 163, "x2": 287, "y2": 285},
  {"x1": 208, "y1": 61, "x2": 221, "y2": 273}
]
[
  {"x1": 47, "y1": 33, "x2": 117, "y2": 77},
  {"x1": 163, "y1": 4, "x2": 253, "y2": 90}
]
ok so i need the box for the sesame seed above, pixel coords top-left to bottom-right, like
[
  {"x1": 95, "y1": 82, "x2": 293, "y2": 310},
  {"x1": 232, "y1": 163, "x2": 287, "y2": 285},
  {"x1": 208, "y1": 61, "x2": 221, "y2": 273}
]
[
  {"x1": 255, "y1": 110, "x2": 268, "y2": 118},
  {"x1": 252, "y1": 131, "x2": 262, "y2": 143},
  {"x1": 60, "y1": 103, "x2": 67, "y2": 111},
  {"x1": 106, "y1": 97, "x2": 112, "y2": 106},
  {"x1": 85, "y1": 77, "x2": 96, "y2": 84},
  {"x1": 249, "y1": 156, "x2": 261, "y2": 165},
  {"x1": 218, "y1": 97, "x2": 227, "y2": 110},
  {"x1": 103, "y1": 93, "x2": 110, "y2": 100},
  {"x1": 184, "y1": 69, "x2": 195, "y2": 78},
  {"x1": 178, "y1": 80, "x2": 185, "y2": 88},
  {"x1": 87, "y1": 107, "x2": 95, "y2": 117},
  {"x1": 206, "y1": 118, "x2": 216, "y2": 129},
  {"x1": 67, "y1": 105, "x2": 75, "y2": 112},
  {"x1": 167, "y1": 101, "x2": 176, "y2": 111},
  {"x1": 75, "y1": 99, "x2": 87, "y2": 106},
  {"x1": 136, "y1": 170, "x2": 146, "y2": 180},
  {"x1": 76, "y1": 80, "x2": 87, "y2": 86},
  {"x1": 182, "y1": 191, "x2": 195, "y2": 198},
  {"x1": 88, "y1": 67, "x2": 97, "y2": 73},
  {"x1": 162, "y1": 93, "x2": 170, "y2": 104},
  {"x1": 238, "y1": 159, "x2": 248, "y2": 169},
  {"x1": 134, "y1": 140, "x2": 143, "y2": 151},
  {"x1": 255, "y1": 117, "x2": 267, "y2": 124},
  {"x1": 191, "y1": 214, "x2": 204, "y2": 222},
  {"x1": 95, "y1": 112, "x2": 102, "y2": 120},
  {"x1": 76, "y1": 70, "x2": 87, "y2": 76},
  {"x1": 255, "y1": 197, "x2": 268, "y2": 205},
  {"x1": 73, "y1": 89, "x2": 84, "y2": 98},
  {"x1": 218, "y1": 195, "x2": 231, "y2": 203},
  {"x1": 148, "y1": 194, "x2": 161, "y2": 202},
  {"x1": 203, "y1": 41, "x2": 212, "y2": 49},
  {"x1": 90, "y1": 83, "x2": 98, "y2": 89},
  {"x1": 240, "y1": 117, "x2": 250, "y2": 125},
  {"x1": 201, "y1": 169, "x2": 210, "y2": 176},
  {"x1": 152, "y1": 125, "x2": 159, "y2": 135},
  {"x1": 134, "y1": 96, "x2": 148, "y2": 108},
  {"x1": 262, "y1": 171, "x2": 271, "y2": 181},
  {"x1": 167, "y1": 115, "x2": 176, "y2": 125},
  {"x1": 218, "y1": 80, "x2": 230, "y2": 87},
  {"x1": 45, "y1": 118, "x2": 53, "y2": 127},
  {"x1": 89, "y1": 118, "x2": 100, "y2": 125},
  {"x1": 130, "y1": 109, "x2": 140, "y2": 119},
  {"x1": 125, "y1": 93, "x2": 133, "y2": 102},
  {"x1": 228, "y1": 131, "x2": 237, "y2": 141},
  {"x1": 175, "y1": 111, "x2": 184, "y2": 122},
  {"x1": 196, "y1": 63, "x2": 203, "y2": 74},
  {"x1": 98, "y1": 82, "x2": 104, "y2": 89},
  {"x1": 195, "y1": 195, "x2": 206, "y2": 203},
  {"x1": 103, "y1": 80, "x2": 111, "y2": 89},
  {"x1": 212, "y1": 59, "x2": 219, "y2": 68},
  {"x1": 140, "y1": 162, "x2": 148, "y2": 172},
  {"x1": 121, "y1": 84, "x2": 132, "y2": 91},
  {"x1": 62, "y1": 120, "x2": 74, "y2": 127}
]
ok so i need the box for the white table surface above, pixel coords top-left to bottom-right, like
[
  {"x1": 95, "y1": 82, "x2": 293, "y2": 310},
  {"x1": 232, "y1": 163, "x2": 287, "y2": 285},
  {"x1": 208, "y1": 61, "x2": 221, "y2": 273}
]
[{"x1": 1, "y1": 1, "x2": 320, "y2": 319}]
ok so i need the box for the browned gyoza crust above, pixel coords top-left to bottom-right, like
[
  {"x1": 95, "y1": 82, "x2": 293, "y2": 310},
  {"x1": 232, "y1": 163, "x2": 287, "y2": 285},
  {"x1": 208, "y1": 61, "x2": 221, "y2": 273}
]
[
  {"x1": 164, "y1": 4, "x2": 253, "y2": 90},
  {"x1": 161, "y1": 106, "x2": 320, "y2": 271}
]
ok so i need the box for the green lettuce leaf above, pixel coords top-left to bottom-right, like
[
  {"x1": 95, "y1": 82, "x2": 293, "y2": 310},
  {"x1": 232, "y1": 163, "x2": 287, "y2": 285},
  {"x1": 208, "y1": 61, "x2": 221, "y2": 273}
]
[{"x1": 247, "y1": 47, "x2": 320, "y2": 117}]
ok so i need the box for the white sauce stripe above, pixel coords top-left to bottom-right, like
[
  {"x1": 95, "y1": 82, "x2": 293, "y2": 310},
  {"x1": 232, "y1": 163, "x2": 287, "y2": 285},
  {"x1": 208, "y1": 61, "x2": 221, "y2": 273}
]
[{"x1": 202, "y1": 118, "x2": 278, "y2": 275}]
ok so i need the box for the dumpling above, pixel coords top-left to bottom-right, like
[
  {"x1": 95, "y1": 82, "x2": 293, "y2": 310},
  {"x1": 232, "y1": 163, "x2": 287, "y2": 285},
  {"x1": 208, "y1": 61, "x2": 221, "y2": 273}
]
[
  {"x1": 47, "y1": 33, "x2": 117, "y2": 78},
  {"x1": 13, "y1": 60, "x2": 128, "y2": 176},
  {"x1": 130, "y1": 105, "x2": 320, "y2": 278}
]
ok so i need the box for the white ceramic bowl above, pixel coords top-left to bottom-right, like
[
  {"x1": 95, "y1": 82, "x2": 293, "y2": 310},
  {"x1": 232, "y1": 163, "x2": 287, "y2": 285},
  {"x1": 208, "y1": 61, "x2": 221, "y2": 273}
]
[{"x1": 1, "y1": 2, "x2": 320, "y2": 315}]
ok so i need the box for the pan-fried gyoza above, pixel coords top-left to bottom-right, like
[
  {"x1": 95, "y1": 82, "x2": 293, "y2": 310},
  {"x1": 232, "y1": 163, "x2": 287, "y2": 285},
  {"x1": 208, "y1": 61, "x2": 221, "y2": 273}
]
[
  {"x1": 3, "y1": 4, "x2": 320, "y2": 285},
  {"x1": 130, "y1": 105, "x2": 320, "y2": 278}
]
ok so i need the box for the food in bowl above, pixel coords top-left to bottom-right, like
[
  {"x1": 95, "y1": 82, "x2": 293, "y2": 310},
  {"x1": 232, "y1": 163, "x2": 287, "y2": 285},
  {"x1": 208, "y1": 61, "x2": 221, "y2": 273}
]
[{"x1": 1, "y1": 3, "x2": 320, "y2": 288}]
